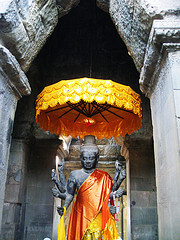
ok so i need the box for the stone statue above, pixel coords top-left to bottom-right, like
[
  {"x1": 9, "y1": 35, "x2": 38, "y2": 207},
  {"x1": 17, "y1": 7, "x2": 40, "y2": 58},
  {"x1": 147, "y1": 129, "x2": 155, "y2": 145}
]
[{"x1": 51, "y1": 135, "x2": 126, "y2": 240}]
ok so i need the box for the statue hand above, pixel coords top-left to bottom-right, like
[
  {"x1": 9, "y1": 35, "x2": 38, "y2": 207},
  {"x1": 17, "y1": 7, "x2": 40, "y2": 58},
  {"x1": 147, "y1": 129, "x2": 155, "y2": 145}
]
[
  {"x1": 51, "y1": 169, "x2": 58, "y2": 181},
  {"x1": 57, "y1": 206, "x2": 64, "y2": 216},
  {"x1": 120, "y1": 169, "x2": 126, "y2": 179},
  {"x1": 115, "y1": 160, "x2": 122, "y2": 172},
  {"x1": 109, "y1": 205, "x2": 116, "y2": 215},
  {"x1": 115, "y1": 187, "x2": 124, "y2": 198},
  {"x1": 58, "y1": 159, "x2": 64, "y2": 172},
  {"x1": 52, "y1": 187, "x2": 60, "y2": 198}
]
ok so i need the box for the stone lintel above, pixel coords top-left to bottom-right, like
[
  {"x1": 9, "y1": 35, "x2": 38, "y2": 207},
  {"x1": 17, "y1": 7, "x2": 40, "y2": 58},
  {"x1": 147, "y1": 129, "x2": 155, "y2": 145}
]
[
  {"x1": 0, "y1": 45, "x2": 31, "y2": 98},
  {"x1": 139, "y1": 19, "x2": 180, "y2": 97}
]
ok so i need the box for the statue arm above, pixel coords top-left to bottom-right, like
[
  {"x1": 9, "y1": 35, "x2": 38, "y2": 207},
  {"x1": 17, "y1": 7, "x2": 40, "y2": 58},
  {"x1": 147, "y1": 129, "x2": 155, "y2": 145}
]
[
  {"x1": 112, "y1": 168, "x2": 126, "y2": 192},
  {"x1": 109, "y1": 187, "x2": 124, "y2": 199},
  {"x1": 64, "y1": 173, "x2": 76, "y2": 208},
  {"x1": 109, "y1": 162, "x2": 126, "y2": 216},
  {"x1": 51, "y1": 160, "x2": 67, "y2": 200},
  {"x1": 57, "y1": 172, "x2": 76, "y2": 216},
  {"x1": 51, "y1": 169, "x2": 66, "y2": 194},
  {"x1": 112, "y1": 160, "x2": 121, "y2": 183},
  {"x1": 63, "y1": 193, "x2": 74, "y2": 209},
  {"x1": 52, "y1": 186, "x2": 66, "y2": 200},
  {"x1": 58, "y1": 160, "x2": 67, "y2": 193},
  {"x1": 112, "y1": 160, "x2": 126, "y2": 192}
]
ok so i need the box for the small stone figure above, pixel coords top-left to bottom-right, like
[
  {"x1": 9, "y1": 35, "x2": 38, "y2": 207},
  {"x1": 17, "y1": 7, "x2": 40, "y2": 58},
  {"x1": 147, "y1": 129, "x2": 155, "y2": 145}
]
[{"x1": 51, "y1": 135, "x2": 126, "y2": 240}]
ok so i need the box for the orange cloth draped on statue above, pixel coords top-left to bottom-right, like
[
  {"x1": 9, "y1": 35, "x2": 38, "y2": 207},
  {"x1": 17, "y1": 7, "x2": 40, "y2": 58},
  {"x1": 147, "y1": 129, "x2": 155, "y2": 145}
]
[{"x1": 67, "y1": 169, "x2": 117, "y2": 240}]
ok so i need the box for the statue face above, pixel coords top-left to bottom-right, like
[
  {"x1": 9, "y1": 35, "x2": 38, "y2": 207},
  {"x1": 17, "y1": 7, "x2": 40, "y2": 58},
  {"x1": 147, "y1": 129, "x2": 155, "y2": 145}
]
[{"x1": 81, "y1": 151, "x2": 98, "y2": 170}]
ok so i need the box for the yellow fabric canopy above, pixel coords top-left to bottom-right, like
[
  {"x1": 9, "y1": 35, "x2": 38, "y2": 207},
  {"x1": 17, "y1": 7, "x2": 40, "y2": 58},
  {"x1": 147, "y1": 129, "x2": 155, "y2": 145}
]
[{"x1": 36, "y1": 77, "x2": 142, "y2": 139}]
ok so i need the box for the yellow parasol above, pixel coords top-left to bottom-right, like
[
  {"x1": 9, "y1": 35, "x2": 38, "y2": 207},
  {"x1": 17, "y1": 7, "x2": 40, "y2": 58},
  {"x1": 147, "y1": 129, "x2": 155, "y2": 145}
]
[{"x1": 36, "y1": 77, "x2": 142, "y2": 139}]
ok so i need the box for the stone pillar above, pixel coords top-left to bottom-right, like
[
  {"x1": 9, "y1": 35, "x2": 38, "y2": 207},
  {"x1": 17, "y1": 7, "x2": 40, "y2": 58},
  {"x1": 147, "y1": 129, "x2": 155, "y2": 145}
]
[
  {"x1": 120, "y1": 141, "x2": 131, "y2": 240},
  {"x1": 0, "y1": 45, "x2": 31, "y2": 237},
  {"x1": 115, "y1": 137, "x2": 158, "y2": 240},
  {"x1": 140, "y1": 19, "x2": 180, "y2": 240},
  {"x1": 23, "y1": 139, "x2": 59, "y2": 240},
  {"x1": 1, "y1": 139, "x2": 29, "y2": 240},
  {"x1": 115, "y1": 137, "x2": 131, "y2": 240},
  {"x1": 128, "y1": 140, "x2": 158, "y2": 240}
]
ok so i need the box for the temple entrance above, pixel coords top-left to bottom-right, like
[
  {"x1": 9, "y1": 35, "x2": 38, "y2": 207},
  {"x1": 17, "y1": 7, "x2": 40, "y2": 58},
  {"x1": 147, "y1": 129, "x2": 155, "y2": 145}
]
[{"x1": 1, "y1": 0, "x2": 157, "y2": 239}]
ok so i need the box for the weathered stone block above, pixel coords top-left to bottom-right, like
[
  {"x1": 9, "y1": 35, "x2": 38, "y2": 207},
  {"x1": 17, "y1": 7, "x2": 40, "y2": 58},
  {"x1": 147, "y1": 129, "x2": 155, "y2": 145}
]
[
  {"x1": 0, "y1": 0, "x2": 59, "y2": 72},
  {"x1": 131, "y1": 190, "x2": 157, "y2": 207},
  {"x1": 0, "y1": 1, "x2": 21, "y2": 32},
  {"x1": 26, "y1": 186, "x2": 54, "y2": 205},
  {"x1": 4, "y1": 184, "x2": 20, "y2": 202},
  {"x1": 131, "y1": 207, "x2": 158, "y2": 225},
  {"x1": 24, "y1": 204, "x2": 53, "y2": 225},
  {"x1": 110, "y1": 1, "x2": 180, "y2": 72},
  {"x1": 2, "y1": 203, "x2": 15, "y2": 224},
  {"x1": 104, "y1": 145, "x2": 120, "y2": 156},
  {"x1": 69, "y1": 145, "x2": 80, "y2": 157},
  {"x1": 12, "y1": 169, "x2": 22, "y2": 184},
  {"x1": 132, "y1": 224, "x2": 158, "y2": 240},
  {"x1": 131, "y1": 177, "x2": 156, "y2": 191},
  {"x1": 24, "y1": 223, "x2": 52, "y2": 240},
  {"x1": 96, "y1": 138, "x2": 109, "y2": 145},
  {"x1": 40, "y1": 0, "x2": 58, "y2": 28},
  {"x1": 99, "y1": 155, "x2": 118, "y2": 161},
  {"x1": 174, "y1": 89, "x2": 180, "y2": 117},
  {"x1": 27, "y1": 171, "x2": 54, "y2": 188},
  {"x1": 97, "y1": 145, "x2": 104, "y2": 155},
  {"x1": 1, "y1": 224, "x2": 16, "y2": 240},
  {"x1": 170, "y1": 51, "x2": 180, "y2": 90},
  {"x1": 22, "y1": 20, "x2": 37, "y2": 42}
]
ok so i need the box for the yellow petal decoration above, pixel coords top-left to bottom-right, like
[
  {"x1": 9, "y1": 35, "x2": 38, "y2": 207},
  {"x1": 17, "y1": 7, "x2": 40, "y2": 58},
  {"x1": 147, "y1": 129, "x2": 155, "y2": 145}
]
[
  {"x1": 36, "y1": 77, "x2": 142, "y2": 139},
  {"x1": 57, "y1": 207, "x2": 66, "y2": 240}
]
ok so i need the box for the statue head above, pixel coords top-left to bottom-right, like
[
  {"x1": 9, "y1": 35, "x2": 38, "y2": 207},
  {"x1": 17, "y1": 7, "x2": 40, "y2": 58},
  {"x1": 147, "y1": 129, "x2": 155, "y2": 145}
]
[{"x1": 80, "y1": 135, "x2": 99, "y2": 170}]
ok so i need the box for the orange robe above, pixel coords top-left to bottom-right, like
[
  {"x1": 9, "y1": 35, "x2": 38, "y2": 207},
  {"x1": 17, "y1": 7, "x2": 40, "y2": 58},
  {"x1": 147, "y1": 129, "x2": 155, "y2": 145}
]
[{"x1": 67, "y1": 169, "x2": 115, "y2": 240}]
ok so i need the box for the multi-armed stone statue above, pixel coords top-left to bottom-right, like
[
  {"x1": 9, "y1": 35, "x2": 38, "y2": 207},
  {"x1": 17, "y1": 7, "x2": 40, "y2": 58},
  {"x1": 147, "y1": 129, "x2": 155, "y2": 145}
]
[{"x1": 51, "y1": 135, "x2": 126, "y2": 240}]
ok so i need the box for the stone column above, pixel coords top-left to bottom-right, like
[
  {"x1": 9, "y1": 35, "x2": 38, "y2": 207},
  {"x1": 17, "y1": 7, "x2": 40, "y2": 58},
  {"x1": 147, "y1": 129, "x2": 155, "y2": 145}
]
[
  {"x1": 115, "y1": 137, "x2": 132, "y2": 240},
  {"x1": 1, "y1": 139, "x2": 30, "y2": 239},
  {"x1": 140, "y1": 19, "x2": 180, "y2": 240},
  {"x1": 0, "y1": 45, "x2": 31, "y2": 236}
]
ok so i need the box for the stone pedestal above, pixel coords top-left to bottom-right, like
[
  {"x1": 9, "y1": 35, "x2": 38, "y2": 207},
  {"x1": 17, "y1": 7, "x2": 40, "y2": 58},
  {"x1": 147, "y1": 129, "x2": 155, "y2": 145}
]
[
  {"x1": 140, "y1": 19, "x2": 180, "y2": 240},
  {"x1": 0, "y1": 45, "x2": 30, "y2": 237}
]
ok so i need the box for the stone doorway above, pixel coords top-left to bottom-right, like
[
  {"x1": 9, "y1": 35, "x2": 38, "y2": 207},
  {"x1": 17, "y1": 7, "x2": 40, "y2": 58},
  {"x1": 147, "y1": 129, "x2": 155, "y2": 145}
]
[{"x1": 1, "y1": 0, "x2": 157, "y2": 239}]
